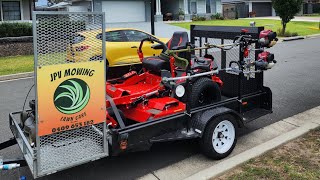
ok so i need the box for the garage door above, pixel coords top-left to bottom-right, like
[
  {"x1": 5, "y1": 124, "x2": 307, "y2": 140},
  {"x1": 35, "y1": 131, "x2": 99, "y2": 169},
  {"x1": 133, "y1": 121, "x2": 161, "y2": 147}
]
[
  {"x1": 102, "y1": 1, "x2": 146, "y2": 23},
  {"x1": 252, "y1": 2, "x2": 272, "y2": 17}
]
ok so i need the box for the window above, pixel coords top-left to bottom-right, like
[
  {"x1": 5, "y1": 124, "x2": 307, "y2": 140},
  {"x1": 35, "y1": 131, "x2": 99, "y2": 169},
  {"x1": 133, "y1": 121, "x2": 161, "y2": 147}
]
[
  {"x1": 188, "y1": 0, "x2": 197, "y2": 14},
  {"x1": 2, "y1": 1, "x2": 21, "y2": 21},
  {"x1": 122, "y1": 30, "x2": 149, "y2": 42},
  {"x1": 96, "y1": 31, "x2": 126, "y2": 42},
  {"x1": 206, "y1": 0, "x2": 211, "y2": 13}
]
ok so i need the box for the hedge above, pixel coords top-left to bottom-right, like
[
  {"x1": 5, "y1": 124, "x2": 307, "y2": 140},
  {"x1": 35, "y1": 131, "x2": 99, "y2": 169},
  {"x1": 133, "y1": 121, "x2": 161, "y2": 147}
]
[{"x1": 0, "y1": 22, "x2": 32, "y2": 38}]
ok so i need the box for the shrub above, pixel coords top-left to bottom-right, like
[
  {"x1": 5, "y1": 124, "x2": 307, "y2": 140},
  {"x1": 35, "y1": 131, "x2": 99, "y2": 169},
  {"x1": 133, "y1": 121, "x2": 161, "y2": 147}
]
[
  {"x1": 211, "y1": 13, "x2": 223, "y2": 20},
  {"x1": 178, "y1": 8, "x2": 185, "y2": 16},
  {"x1": 192, "y1": 15, "x2": 206, "y2": 21},
  {"x1": 235, "y1": 10, "x2": 239, "y2": 19},
  {"x1": 0, "y1": 22, "x2": 32, "y2": 38},
  {"x1": 276, "y1": 28, "x2": 299, "y2": 37}
]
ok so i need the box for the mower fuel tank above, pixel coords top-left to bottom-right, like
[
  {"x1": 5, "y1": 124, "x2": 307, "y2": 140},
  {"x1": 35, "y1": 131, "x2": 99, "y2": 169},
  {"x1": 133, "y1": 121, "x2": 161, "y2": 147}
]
[
  {"x1": 19, "y1": 100, "x2": 36, "y2": 144},
  {"x1": 23, "y1": 116, "x2": 36, "y2": 143}
]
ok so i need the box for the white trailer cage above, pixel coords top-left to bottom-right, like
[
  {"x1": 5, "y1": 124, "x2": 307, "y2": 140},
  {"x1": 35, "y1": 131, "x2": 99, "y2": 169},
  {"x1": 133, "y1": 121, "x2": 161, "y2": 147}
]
[{"x1": 10, "y1": 12, "x2": 108, "y2": 178}]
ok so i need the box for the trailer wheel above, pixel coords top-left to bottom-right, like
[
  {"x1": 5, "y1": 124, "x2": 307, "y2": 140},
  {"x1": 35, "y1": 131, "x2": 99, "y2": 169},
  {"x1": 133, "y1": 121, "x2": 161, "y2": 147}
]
[
  {"x1": 189, "y1": 77, "x2": 221, "y2": 108},
  {"x1": 200, "y1": 114, "x2": 237, "y2": 159}
]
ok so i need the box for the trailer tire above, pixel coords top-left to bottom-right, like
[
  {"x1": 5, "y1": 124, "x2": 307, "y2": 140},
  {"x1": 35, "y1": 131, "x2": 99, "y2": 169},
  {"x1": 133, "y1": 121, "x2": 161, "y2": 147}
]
[
  {"x1": 189, "y1": 77, "x2": 221, "y2": 108},
  {"x1": 200, "y1": 114, "x2": 237, "y2": 160}
]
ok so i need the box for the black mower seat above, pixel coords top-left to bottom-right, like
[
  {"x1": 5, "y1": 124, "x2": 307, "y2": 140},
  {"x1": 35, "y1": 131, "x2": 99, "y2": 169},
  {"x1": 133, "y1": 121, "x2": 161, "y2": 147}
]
[
  {"x1": 142, "y1": 56, "x2": 170, "y2": 73},
  {"x1": 142, "y1": 31, "x2": 189, "y2": 73}
]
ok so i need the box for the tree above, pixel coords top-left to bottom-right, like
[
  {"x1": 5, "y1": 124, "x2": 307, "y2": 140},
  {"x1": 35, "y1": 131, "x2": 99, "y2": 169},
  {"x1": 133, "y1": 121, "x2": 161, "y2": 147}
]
[{"x1": 271, "y1": 0, "x2": 303, "y2": 35}]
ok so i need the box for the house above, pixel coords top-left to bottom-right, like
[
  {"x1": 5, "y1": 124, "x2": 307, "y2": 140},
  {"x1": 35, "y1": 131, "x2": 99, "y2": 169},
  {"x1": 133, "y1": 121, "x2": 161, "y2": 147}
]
[
  {"x1": 222, "y1": 0, "x2": 320, "y2": 18},
  {"x1": 222, "y1": 0, "x2": 276, "y2": 18},
  {"x1": 0, "y1": 0, "x2": 33, "y2": 21},
  {"x1": 303, "y1": 0, "x2": 320, "y2": 14},
  {"x1": 245, "y1": 0, "x2": 275, "y2": 17},
  {"x1": 92, "y1": 0, "x2": 223, "y2": 23}
]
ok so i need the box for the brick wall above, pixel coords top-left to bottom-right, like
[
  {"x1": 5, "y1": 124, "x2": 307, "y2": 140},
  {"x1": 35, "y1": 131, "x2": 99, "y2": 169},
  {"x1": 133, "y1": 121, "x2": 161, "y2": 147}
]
[{"x1": 0, "y1": 36, "x2": 33, "y2": 57}]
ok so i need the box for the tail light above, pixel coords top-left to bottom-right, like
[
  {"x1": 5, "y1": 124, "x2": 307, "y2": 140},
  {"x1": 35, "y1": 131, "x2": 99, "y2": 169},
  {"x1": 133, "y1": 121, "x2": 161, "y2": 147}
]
[
  {"x1": 244, "y1": 47, "x2": 249, "y2": 58},
  {"x1": 241, "y1": 29, "x2": 249, "y2": 34},
  {"x1": 75, "y1": 45, "x2": 90, "y2": 52}
]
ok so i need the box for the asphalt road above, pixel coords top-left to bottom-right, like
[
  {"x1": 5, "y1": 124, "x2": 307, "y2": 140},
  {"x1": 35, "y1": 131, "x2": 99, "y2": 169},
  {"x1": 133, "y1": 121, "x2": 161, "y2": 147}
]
[{"x1": 1, "y1": 37, "x2": 320, "y2": 180}]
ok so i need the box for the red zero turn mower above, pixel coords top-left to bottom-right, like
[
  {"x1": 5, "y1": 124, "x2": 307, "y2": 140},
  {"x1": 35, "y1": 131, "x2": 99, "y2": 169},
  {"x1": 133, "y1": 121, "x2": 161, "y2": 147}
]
[
  {"x1": 105, "y1": 30, "x2": 278, "y2": 128},
  {"x1": 106, "y1": 32, "x2": 223, "y2": 127}
]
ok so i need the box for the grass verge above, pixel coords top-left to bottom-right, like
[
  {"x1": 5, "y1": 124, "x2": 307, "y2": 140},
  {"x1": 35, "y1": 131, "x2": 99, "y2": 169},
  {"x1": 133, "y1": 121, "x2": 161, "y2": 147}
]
[
  {"x1": 216, "y1": 127, "x2": 320, "y2": 180},
  {"x1": 0, "y1": 55, "x2": 34, "y2": 76},
  {"x1": 302, "y1": 14, "x2": 320, "y2": 17},
  {"x1": 171, "y1": 19, "x2": 320, "y2": 36}
]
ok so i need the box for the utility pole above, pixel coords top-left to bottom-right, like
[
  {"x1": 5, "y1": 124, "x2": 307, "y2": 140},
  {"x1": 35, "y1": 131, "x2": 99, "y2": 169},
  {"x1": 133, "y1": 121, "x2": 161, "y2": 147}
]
[{"x1": 151, "y1": 0, "x2": 155, "y2": 35}]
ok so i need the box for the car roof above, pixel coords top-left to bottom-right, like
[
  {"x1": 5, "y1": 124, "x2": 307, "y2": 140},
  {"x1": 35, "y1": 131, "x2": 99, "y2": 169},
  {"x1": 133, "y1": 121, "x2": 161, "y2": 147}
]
[{"x1": 79, "y1": 28, "x2": 152, "y2": 36}]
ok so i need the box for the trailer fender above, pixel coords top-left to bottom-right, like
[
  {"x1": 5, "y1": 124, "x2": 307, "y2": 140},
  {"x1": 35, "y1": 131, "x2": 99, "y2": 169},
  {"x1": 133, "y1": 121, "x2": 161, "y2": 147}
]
[{"x1": 191, "y1": 107, "x2": 243, "y2": 137}]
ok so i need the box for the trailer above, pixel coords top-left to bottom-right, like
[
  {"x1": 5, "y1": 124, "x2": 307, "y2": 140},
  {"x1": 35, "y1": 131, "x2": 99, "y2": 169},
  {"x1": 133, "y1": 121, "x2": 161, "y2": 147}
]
[{"x1": 0, "y1": 12, "x2": 278, "y2": 179}]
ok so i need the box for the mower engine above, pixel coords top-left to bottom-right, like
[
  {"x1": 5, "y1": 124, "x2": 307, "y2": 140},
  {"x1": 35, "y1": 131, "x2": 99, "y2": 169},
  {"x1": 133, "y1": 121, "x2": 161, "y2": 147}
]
[
  {"x1": 258, "y1": 30, "x2": 278, "y2": 48},
  {"x1": 255, "y1": 51, "x2": 277, "y2": 70},
  {"x1": 20, "y1": 100, "x2": 36, "y2": 145}
]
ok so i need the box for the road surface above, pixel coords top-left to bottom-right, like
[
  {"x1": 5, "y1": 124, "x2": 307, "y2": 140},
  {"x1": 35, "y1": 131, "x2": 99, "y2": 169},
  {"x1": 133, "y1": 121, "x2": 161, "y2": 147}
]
[{"x1": 0, "y1": 37, "x2": 319, "y2": 180}]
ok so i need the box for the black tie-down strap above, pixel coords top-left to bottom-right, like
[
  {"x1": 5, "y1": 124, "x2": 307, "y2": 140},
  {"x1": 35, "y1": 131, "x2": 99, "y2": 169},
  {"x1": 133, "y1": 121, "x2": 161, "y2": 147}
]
[{"x1": 106, "y1": 94, "x2": 125, "y2": 129}]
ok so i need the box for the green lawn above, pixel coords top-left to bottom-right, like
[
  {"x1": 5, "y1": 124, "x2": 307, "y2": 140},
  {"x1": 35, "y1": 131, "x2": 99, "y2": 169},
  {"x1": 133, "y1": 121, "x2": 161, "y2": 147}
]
[
  {"x1": 218, "y1": 128, "x2": 320, "y2": 180},
  {"x1": 172, "y1": 19, "x2": 320, "y2": 36},
  {"x1": 0, "y1": 55, "x2": 34, "y2": 76}
]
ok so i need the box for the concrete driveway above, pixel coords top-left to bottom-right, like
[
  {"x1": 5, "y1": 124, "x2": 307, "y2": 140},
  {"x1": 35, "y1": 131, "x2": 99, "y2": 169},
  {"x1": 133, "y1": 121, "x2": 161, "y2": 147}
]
[
  {"x1": 106, "y1": 22, "x2": 188, "y2": 38},
  {"x1": 244, "y1": 16, "x2": 320, "y2": 22}
]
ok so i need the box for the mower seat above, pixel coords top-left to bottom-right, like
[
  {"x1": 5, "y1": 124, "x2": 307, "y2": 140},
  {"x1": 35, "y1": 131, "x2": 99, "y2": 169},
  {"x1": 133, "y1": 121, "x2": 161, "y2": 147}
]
[
  {"x1": 142, "y1": 31, "x2": 189, "y2": 73},
  {"x1": 142, "y1": 56, "x2": 170, "y2": 73}
]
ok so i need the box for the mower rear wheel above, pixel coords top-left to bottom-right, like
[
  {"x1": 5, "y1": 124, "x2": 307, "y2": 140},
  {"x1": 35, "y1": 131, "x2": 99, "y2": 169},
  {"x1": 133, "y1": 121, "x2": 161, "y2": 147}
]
[{"x1": 189, "y1": 77, "x2": 221, "y2": 108}]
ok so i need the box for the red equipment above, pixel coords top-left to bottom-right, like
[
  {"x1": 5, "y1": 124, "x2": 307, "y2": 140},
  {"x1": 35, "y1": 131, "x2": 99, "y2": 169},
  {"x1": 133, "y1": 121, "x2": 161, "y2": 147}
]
[
  {"x1": 105, "y1": 32, "x2": 223, "y2": 127},
  {"x1": 258, "y1": 51, "x2": 275, "y2": 63},
  {"x1": 259, "y1": 30, "x2": 278, "y2": 48}
]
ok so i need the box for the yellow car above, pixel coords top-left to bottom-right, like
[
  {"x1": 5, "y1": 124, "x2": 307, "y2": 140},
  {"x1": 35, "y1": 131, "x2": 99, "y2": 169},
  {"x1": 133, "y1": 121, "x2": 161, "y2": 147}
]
[{"x1": 67, "y1": 28, "x2": 169, "y2": 68}]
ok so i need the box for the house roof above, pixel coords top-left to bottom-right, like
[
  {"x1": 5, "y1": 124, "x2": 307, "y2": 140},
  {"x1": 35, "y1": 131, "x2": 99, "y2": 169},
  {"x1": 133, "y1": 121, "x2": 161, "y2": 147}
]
[
  {"x1": 222, "y1": 0, "x2": 244, "y2": 4},
  {"x1": 222, "y1": 0, "x2": 272, "y2": 3}
]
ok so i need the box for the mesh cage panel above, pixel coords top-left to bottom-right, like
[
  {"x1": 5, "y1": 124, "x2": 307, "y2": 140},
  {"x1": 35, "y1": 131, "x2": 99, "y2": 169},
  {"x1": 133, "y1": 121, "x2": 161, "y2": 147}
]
[
  {"x1": 39, "y1": 124, "x2": 105, "y2": 174},
  {"x1": 34, "y1": 12, "x2": 107, "y2": 177},
  {"x1": 35, "y1": 13, "x2": 104, "y2": 66},
  {"x1": 193, "y1": 36, "x2": 259, "y2": 97}
]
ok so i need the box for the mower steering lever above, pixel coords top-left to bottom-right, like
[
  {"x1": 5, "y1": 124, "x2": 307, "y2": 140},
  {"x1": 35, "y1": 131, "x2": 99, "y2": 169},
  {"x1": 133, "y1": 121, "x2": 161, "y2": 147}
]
[
  {"x1": 138, "y1": 37, "x2": 168, "y2": 54},
  {"x1": 129, "y1": 90, "x2": 159, "y2": 108}
]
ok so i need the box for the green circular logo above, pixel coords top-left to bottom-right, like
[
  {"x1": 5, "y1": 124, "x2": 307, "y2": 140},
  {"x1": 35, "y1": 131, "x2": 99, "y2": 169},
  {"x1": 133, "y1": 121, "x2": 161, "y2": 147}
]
[{"x1": 54, "y1": 78, "x2": 90, "y2": 115}]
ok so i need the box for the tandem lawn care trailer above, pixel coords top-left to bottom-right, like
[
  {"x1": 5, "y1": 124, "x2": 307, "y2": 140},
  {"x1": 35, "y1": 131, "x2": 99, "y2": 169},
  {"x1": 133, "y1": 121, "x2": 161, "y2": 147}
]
[{"x1": 0, "y1": 12, "x2": 278, "y2": 179}]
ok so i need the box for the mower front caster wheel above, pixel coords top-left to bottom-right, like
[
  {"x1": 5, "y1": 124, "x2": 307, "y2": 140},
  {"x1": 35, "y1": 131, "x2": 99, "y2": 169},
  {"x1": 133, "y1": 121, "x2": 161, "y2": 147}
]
[{"x1": 200, "y1": 114, "x2": 237, "y2": 160}]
